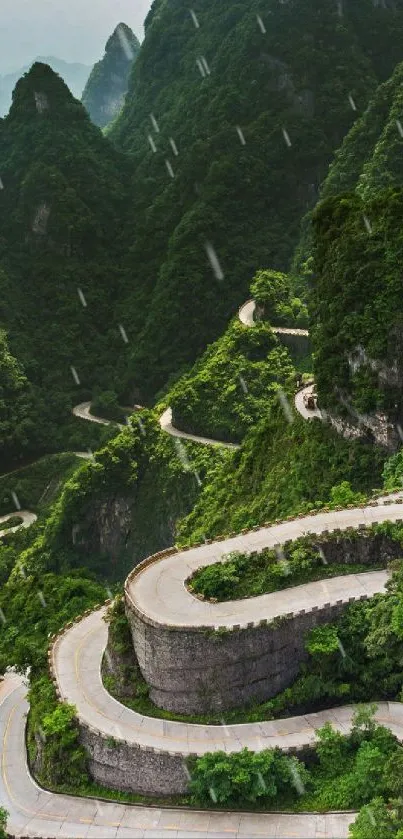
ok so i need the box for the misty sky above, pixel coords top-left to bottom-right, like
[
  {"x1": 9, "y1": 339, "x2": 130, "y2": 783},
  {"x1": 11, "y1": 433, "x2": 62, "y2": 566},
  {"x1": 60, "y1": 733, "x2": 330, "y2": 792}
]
[{"x1": 0, "y1": 0, "x2": 153, "y2": 74}]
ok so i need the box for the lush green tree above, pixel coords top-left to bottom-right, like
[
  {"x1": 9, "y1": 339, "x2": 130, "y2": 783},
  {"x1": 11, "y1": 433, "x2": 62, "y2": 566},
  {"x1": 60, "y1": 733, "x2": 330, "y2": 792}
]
[{"x1": 189, "y1": 747, "x2": 309, "y2": 806}]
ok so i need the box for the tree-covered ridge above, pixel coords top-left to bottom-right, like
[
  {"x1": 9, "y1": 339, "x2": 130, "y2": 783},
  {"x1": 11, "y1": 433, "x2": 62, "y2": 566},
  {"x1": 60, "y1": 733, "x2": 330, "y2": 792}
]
[
  {"x1": 108, "y1": 0, "x2": 402, "y2": 400},
  {"x1": 82, "y1": 24, "x2": 140, "y2": 129},
  {"x1": 310, "y1": 187, "x2": 403, "y2": 428},
  {"x1": 0, "y1": 63, "x2": 134, "y2": 450},
  {"x1": 169, "y1": 318, "x2": 295, "y2": 443},
  {"x1": 178, "y1": 403, "x2": 387, "y2": 543}
]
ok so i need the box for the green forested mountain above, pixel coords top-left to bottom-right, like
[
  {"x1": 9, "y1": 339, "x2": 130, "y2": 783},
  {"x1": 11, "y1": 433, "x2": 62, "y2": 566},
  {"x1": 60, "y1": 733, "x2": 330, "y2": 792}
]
[
  {"x1": 108, "y1": 0, "x2": 403, "y2": 400},
  {"x1": 308, "y1": 59, "x2": 403, "y2": 432},
  {"x1": 82, "y1": 24, "x2": 140, "y2": 129},
  {"x1": 0, "y1": 63, "x2": 133, "y2": 449},
  {"x1": 0, "y1": 57, "x2": 91, "y2": 118}
]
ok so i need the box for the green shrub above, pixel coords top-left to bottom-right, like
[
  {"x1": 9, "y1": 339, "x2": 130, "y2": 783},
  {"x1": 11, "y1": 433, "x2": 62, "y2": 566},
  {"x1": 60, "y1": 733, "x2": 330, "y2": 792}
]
[{"x1": 189, "y1": 747, "x2": 309, "y2": 807}]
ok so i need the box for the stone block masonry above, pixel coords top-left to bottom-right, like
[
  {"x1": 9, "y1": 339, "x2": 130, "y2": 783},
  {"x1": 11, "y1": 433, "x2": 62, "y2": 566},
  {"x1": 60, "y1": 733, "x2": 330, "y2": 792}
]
[
  {"x1": 125, "y1": 599, "x2": 349, "y2": 714},
  {"x1": 79, "y1": 725, "x2": 189, "y2": 796},
  {"x1": 125, "y1": 528, "x2": 401, "y2": 714}
]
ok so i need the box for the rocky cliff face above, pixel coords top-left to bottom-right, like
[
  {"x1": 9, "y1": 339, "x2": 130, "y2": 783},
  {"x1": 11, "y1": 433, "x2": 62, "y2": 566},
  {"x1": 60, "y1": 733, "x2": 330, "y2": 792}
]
[{"x1": 82, "y1": 24, "x2": 140, "y2": 128}]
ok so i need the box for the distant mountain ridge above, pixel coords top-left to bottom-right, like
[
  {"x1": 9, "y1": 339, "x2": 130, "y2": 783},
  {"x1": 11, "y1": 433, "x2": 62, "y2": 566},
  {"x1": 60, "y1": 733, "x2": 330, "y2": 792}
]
[
  {"x1": 0, "y1": 56, "x2": 91, "y2": 117},
  {"x1": 81, "y1": 23, "x2": 140, "y2": 128}
]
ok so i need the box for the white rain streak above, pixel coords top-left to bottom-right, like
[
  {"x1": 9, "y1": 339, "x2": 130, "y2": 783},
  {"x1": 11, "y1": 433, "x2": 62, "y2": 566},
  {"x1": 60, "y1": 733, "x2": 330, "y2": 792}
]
[
  {"x1": 348, "y1": 93, "x2": 357, "y2": 112},
  {"x1": 336, "y1": 0, "x2": 343, "y2": 17},
  {"x1": 205, "y1": 242, "x2": 224, "y2": 280},
  {"x1": 174, "y1": 438, "x2": 192, "y2": 471},
  {"x1": 87, "y1": 448, "x2": 95, "y2": 461},
  {"x1": 397, "y1": 424, "x2": 403, "y2": 442},
  {"x1": 363, "y1": 214, "x2": 372, "y2": 234},
  {"x1": 201, "y1": 56, "x2": 211, "y2": 75},
  {"x1": 236, "y1": 125, "x2": 246, "y2": 146},
  {"x1": 38, "y1": 725, "x2": 46, "y2": 743},
  {"x1": 257, "y1": 772, "x2": 267, "y2": 792},
  {"x1": 189, "y1": 8, "x2": 200, "y2": 29},
  {"x1": 12, "y1": 491, "x2": 21, "y2": 511},
  {"x1": 282, "y1": 127, "x2": 292, "y2": 148},
  {"x1": 38, "y1": 591, "x2": 47, "y2": 608},
  {"x1": 338, "y1": 638, "x2": 347, "y2": 659},
  {"x1": 397, "y1": 119, "x2": 403, "y2": 138},
  {"x1": 196, "y1": 58, "x2": 206, "y2": 78},
  {"x1": 150, "y1": 113, "x2": 160, "y2": 133},
  {"x1": 148, "y1": 134, "x2": 157, "y2": 153},
  {"x1": 119, "y1": 324, "x2": 129, "y2": 344},
  {"x1": 169, "y1": 137, "x2": 179, "y2": 156},
  {"x1": 220, "y1": 718, "x2": 231, "y2": 738},
  {"x1": 105, "y1": 586, "x2": 113, "y2": 600},
  {"x1": 0, "y1": 607, "x2": 5, "y2": 625},
  {"x1": 194, "y1": 470, "x2": 202, "y2": 487},
  {"x1": 367, "y1": 808, "x2": 376, "y2": 827},
  {"x1": 183, "y1": 761, "x2": 192, "y2": 781},
  {"x1": 20, "y1": 566, "x2": 26, "y2": 578},
  {"x1": 278, "y1": 388, "x2": 294, "y2": 423},
  {"x1": 290, "y1": 762, "x2": 306, "y2": 795},
  {"x1": 318, "y1": 546, "x2": 328, "y2": 565},
  {"x1": 209, "y1": 787, "x2": 218, "y2": 803},
  {"x1": 136, "y1": 416, "x2": 146, "y2": 436},
  {"x1": 77, "y1": 288, "x2": 87, "y2": 308},
  {"x1": 275, "y1": 544, "x2": 290, "y2": 576},
  {"x1": 70, "y1": 366, "x2": 80, "y2": 385},
  {"x1": 239, "y1": 375, "x2": 248, "y2": 394},
  {"x1": 256, "y1": 14, "x2": 266, "y2": 34},
  {"x1": 165, "y1": 159, "x2": 175, "y2": 178},
  {"x1": 34, "y1": 91, "x2": 49, "y2": 113},
  {"x1": 72, "y1": 524, "x2": 80, "y2": 545},
  {"x1": 116, "y1": 24, "x2": 135, "y2": 61},
  {"x1": 0, "y1": 177, "x2": 4, "y2": 190}
]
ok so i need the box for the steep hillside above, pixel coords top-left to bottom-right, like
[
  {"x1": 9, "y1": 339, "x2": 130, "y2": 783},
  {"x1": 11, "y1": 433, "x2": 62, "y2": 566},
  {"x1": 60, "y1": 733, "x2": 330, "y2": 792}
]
[
  {"x1": 307, "y1": 60, "x2": 403, "y2": 441},
  {"x1": 108, "y1": 0, "x2": 403, "y2": 400},
  {"x1": 178, "y1": 403, "x2": 386, "y2": 543},
  {"x1": 169, "y1": 318, "x2": 295, "y2": 443},
  {"x1": 82, "y1": 24, "x2": 140, "y2": 129},
  {"x1": 0, "y1": 63, "x2": 133, "y2": 448}
]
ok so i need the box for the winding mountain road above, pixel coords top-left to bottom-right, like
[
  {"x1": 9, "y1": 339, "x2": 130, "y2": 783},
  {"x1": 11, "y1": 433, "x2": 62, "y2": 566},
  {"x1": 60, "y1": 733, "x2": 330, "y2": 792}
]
[
  {"x1": 1, "y1": 674, "x2": 355, "y2": 838},
  {"x1": 0, "y1": 510, "x2": 37, "y2": 539},
  {"x1": 3, "y1": 304, "x2": 402, "y2": 837},
  {"x1": 159, "y1": 407, "x2": 239, "y2": 449}
]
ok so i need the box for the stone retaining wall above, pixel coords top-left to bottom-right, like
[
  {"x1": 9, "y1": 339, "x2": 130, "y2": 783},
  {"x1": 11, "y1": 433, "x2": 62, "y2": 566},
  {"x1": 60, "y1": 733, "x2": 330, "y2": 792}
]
[
  {"x1": 79, "y1": 725, "x2": 188, "y2": 796},
  {"x1": 125, "y1": 525, "x2": 403, "y2": 715},
  {"x1": 126, "y1": 597, "x2": 356, "y2": 714}
]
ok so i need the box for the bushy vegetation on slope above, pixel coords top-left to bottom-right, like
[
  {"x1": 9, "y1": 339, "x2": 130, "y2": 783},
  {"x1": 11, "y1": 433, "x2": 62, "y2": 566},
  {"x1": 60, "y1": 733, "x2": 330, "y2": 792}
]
[
  {"x1": 296, "y1": 61, "x2": 403, "y2": 432},
  {"x1": 250, "y1": 269, "x2": 309, "y2": 327},
  {"x1": 178, "y1": 403, "x2": 386, "y2": 543},
  {"x1": 82, "y1": 24, "x2": 140, "y2": 128},
  {"x1": 0, "y1": 63, "x2": 133, "y2": 451},
  {"x1": 109, "y1": 0, "x2": 401, "y2": 399},
  {"x1": 311, "y1": 187, "x2": 403, "y2": 427},
  {"x1": 12, "y1": 411, "x2": 227, "y2": 581},
  {"x1": 0, "y1": 329, "x2": 37, "y2": 464},
  {"x1": 169, "y1": 319, "x2": 295, "y2": 442},
  {"x1": 190, "y1": 708, "x2": 403, "y2": 815}
]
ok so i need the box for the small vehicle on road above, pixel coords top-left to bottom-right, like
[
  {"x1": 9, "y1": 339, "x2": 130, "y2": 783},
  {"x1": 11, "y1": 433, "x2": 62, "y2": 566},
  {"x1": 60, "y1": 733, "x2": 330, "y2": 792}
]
[{"x1": 303, "y1": 391, "x2": 317, "y2": 411}]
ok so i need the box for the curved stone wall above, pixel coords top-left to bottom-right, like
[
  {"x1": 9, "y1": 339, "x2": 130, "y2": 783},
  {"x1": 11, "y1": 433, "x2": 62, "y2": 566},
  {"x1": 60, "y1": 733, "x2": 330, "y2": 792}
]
[{"x1": 124, "y1": 528, "x2": 400, "y2": 714}]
